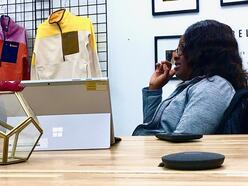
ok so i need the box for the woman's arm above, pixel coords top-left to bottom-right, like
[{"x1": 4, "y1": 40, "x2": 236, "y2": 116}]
[
  {"x1": 143, "y1": 61, "x2": 175, "y2": 123},
  {"x1": 142, "y1": 87, "x2": 162, "y2": 123}
]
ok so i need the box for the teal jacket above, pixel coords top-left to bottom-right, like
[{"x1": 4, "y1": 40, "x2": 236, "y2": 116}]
[{"x1": 132, "y1": 75, "x2": 235, "y2": 136}]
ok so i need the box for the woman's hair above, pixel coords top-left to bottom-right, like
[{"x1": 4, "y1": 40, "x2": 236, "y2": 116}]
[{"x1": 183, "y1": 19, "x2": 247, "y2": 90}]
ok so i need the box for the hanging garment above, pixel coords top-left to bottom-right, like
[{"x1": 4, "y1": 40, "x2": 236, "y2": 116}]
[
  {"x1": 31, "y1": 9, "x2": 102, "y2": 80},
  {"x1": 0, "y1": 15, "x2": 30, "y2": 80}
]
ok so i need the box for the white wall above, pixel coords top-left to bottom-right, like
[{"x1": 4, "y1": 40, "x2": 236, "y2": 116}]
[{"x1": 108, "y1": 0, "x2": 248, "y2": 136}]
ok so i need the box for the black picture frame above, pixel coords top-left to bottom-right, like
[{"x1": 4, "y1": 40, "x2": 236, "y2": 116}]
[
  {"x1": 154, "y1": 35, "x2": 181, "y2": 64},
  {"x1": 152, "y1": 0, "x2": 199, "y2": 16},
  {"x1": 154, "y1": 35, "x2": 181, "y2": 79},
  {"x1": 220, "y1": 0, "x2": 248, "y2": 6}
]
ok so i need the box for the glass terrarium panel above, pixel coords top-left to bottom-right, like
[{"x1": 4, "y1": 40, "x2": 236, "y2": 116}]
[
  {"x1": 0, "y1": 120, "x2": 13, "y2": 134},
  {"x1": 0, "y1": 137, "x2": 3, "y2": 163},
  {"x1": 8, "y1": 122, "x2": 41, "y2": 161},
  {"x1": 7, "y1": 134, "x2": 23, "y2": 163},
  {"x1": 0, "y1": 93, "x2": 28, "y2": 132}
]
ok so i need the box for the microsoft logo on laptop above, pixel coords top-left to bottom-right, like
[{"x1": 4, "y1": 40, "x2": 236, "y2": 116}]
[{"x1": 52, "y1": 127, "x2": 63, "y2": 137}]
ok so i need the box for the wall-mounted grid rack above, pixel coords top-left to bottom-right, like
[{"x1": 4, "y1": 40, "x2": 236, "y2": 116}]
[{"x1": 0, "y1": 0, "x2": 108, "y2": 76}]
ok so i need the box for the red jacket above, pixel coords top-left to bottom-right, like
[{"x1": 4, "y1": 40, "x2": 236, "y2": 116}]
[{"x1": 0, "y1": 15, "x2": 30, "y2": 80}]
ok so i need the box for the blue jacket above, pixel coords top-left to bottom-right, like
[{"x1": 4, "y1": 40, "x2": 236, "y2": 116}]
[{"x1": 132, "y1": 75, "x2": 235, "y2": 136}]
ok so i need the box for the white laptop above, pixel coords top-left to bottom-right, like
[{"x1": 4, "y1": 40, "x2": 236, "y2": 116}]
[{"x1": 20, "y1": 78, "x2": 114, "y2": 150}]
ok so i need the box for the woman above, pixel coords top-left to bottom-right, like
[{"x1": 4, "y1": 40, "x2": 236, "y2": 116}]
[{"x1": 133, "y1": 20, "x2": 247, "y2": 136}]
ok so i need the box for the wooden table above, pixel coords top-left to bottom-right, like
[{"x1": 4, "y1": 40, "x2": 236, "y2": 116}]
[{"x1": 1, "y1": 135, "x2": 248, "y2": 185}]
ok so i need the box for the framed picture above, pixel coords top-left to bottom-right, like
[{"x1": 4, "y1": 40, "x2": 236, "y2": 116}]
[
  {"x1": 154, "y1": 35, "x2": 181, "y2": 79},
  {"x1": 152, "y1": 0, "x2": 199, "y2": 16},
  {"x1": 221, "y1": 0, "x2": 248, "y2": 6},
  {"x1": 232, "y1": 26, "x2": 248, "y2": 71},
  {"x1": 154, "y1": 35, "x2": 181, "y2": 64}
]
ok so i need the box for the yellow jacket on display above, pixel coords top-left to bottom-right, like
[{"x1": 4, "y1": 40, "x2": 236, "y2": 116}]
[{"x1": 31, "y1": 9, "x2": 102, "y2": 80}]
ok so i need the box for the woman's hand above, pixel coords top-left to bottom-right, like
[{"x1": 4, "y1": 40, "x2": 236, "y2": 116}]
[{"x1": 149, "y1": 61, "x2": 175, "y2": 90}]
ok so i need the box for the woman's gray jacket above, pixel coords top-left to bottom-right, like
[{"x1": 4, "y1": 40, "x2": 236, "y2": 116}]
[{"x1": 133, "y1": 75, "x2": 235, "y2": 135}]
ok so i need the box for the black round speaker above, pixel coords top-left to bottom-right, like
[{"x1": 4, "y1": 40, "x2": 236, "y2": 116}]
[{"x1": 161, "y1": 151, "x2": 225, "y2": 170}]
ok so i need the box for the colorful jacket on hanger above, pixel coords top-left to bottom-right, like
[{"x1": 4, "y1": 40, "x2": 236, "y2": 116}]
[
  {"x1": 0, "y1": 15, "x2": 30, "y2": 80},
  {"x1": 31, "y1": 9, "x2": 102, "y2": 80}
]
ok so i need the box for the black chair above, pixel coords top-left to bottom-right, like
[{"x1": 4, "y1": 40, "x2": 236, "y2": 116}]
[{"x1": 215, "y1": 89, "x2": 248, "y2": 134}]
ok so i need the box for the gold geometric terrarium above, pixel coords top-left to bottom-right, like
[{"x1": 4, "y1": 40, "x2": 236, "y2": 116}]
[{"x1": 0, "y1": 91, "x2": 43, "y2": 165}]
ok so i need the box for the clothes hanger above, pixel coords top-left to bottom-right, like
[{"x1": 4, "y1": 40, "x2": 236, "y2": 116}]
[{"x1": 0, "y1": 5, "x2": 10, "y2": 33}]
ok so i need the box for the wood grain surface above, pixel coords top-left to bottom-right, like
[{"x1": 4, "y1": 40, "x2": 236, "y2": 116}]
[{"x1": 1, "y1": 135, "x2": 248, "y2": 185}]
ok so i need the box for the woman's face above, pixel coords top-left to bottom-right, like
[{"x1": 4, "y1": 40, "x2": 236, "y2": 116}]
[{"x1": 173, "y1": 37, "x2": 192, "y2": 81}]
